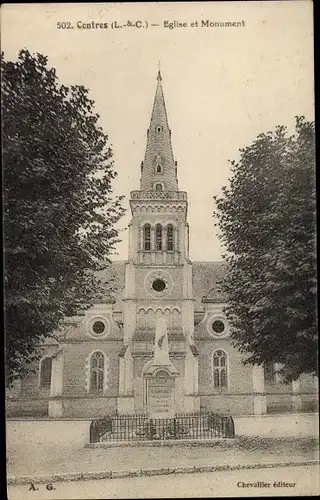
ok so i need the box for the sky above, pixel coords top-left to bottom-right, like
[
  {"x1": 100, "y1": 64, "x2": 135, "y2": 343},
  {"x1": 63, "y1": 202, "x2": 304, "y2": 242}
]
[{"x1": 1, "y1": 2, "x2": 314, "y2": 261}]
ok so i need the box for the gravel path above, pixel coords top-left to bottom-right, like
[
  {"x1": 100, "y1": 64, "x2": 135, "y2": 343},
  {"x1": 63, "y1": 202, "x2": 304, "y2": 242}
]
[{"x1": 6, "y1": 422, "x2": 319, "y2": 477}]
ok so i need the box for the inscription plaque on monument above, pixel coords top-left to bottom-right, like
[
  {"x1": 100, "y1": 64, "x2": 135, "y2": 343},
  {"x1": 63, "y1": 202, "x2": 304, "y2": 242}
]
[{"x1": 148, "y1": 370, "x2": 175, "y2": 418}]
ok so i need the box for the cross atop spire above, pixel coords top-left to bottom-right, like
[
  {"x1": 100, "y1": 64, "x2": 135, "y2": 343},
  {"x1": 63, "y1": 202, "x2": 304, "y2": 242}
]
[
  {"x1": 140, "y1": 69, "x2": 178, "y2": 192},
  {"x1": 157, "y1": 59, "x2": 162, "y2": 81}
]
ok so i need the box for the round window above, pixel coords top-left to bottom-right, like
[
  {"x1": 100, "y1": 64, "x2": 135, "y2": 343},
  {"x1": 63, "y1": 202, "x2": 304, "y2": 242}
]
[
  {"x1": 211, "y1": 320, "x2": 225, "y2": 334},
  {"x1": 145, "y1": 270, "x2": 173, "y2": 297},
  {"x1": 92, "y1": 321, "x2": 106, "y2": 335},
  {"x1": 152, "y1": 279, "x2": 166, "y2": 292}
]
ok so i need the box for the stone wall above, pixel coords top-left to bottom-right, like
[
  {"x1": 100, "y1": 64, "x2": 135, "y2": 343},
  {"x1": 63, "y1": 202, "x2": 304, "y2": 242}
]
[
  {"x1": 235, "y1": 412, "x2": 319, "y2": 438},
  {"x1": 6, "y1": 396, "x2": 118, "y2": 418},
  {"x1": 200, "y1": 394, "x2": 254, "y2": 416},
  {"x1": 62, "y1": 341, "x2": 121, "y2": 397},
  {"x1": 197, "y1": 339, "x2": 254, "y2": 394},
  {"x1": 60, "y1": 397, "x2": 117, "y2": 418},
  {"x1": 6, "y1": 398, "x2": 49, "y2": 418}
]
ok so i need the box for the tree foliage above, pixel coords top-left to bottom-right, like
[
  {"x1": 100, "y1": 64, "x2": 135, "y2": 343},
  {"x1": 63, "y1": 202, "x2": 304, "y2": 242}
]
[
  {"x1": 214, "y1": 117, "x2": 317, "y2": 382},
  {"x1": 2, "y1": 50, "x2": 125, "y2": 386}
]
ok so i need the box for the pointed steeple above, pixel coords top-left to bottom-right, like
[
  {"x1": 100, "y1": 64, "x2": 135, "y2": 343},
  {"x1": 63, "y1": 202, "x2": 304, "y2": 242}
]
[{"x1": 140, "y1": 70, "x2": 178, "y2": 192}]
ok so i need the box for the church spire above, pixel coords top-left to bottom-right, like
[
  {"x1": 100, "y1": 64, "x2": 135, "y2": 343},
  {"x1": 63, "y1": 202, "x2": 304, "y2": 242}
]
[{"x1": 140, "y1": 70, "x2": 178, "y2": 192}]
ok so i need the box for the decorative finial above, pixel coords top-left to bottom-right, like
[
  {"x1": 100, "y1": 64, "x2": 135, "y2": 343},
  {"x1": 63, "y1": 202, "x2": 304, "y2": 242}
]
[{"x1": 157, "y1": 59, "x2": 162, "y2": 81}]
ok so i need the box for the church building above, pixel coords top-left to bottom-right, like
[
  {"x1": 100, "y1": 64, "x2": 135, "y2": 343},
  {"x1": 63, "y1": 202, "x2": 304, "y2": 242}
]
[{"x1": 7, "y1": 71, "x2": 318, "y2": 419}]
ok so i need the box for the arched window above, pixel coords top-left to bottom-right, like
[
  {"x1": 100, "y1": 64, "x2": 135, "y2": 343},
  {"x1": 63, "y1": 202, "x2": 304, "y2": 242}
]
[
  {"x1": 156, "y1": 164, "x2": 162, "y2": 173},
  {"x1": 146, "y1": 309, "x2": 156, "y2": 328},
  {"x1": 167, "y1": 224, "x2": 174, "y2": 251},
  {"x1": 172, "y1": 308, "x2": 180, "y2": 328},
  {"x1": 155, "y1": 183, "x2": 163, "y2": 192},
  {"x1": 138, "y1": 309, "x2": 147, "y2": 328},
  {"x1": 164, "y1": 308, "x2": 171, "y2": 327},
  {"x1": 143, "y1": 224, "x2": 151, "y2": 251},
  {"x1": 90, "y1": 352, "x2": 104, "y2": 391},
  {"x1": 40, "y1": 357, "x2": 52, "y2": 388},
  {"x1": 155, "y1": 223, "x2": 162, "y2": 250},
  {"x1": 213, "y1": 350, "x2": 228, "y2": 389}
]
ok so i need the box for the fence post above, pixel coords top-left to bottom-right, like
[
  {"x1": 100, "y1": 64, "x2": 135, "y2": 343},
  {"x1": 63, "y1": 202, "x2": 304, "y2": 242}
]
[
  {"x1": 226, "y1": 416, "x2": 235, "y2": 438},
  {"x1": 90, "y1": 420, "x2": 99, "y2": 443}
]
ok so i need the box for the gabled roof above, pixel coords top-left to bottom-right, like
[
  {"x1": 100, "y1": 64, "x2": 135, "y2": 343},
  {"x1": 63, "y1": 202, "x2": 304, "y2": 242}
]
[
  {"x1": 93, "y1": 261, "x2": 126, "y2": 309},
  {"x1": 96, "y1": 260, "x2": 228, "y2": 312},
  {"x1": 192, "y1": 261, "x2": 228, "y2": 310}
]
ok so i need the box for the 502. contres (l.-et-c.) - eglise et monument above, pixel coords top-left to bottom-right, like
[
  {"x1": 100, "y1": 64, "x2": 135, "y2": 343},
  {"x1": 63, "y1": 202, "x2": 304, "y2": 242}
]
[{"x1": 7, "y1": 70, "x2": 318, "y2": 431}]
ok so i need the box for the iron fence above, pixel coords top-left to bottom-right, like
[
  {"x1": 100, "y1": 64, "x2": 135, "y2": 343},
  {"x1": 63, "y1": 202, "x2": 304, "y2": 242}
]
[{"x1": 90, "y1": 412, "x2": 235, "y2": 443}]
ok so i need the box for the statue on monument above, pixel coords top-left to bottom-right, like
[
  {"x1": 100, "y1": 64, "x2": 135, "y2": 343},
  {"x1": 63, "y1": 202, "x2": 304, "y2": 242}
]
[
  {"x1": 154, "y1": 317, "x2": 170, "y2": 365},
  {"x1": 143, "y1": 316, "x2": 178, "y2": 379}
]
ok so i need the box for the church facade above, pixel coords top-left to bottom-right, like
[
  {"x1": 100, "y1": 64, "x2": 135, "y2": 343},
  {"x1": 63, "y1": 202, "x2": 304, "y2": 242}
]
[{"x1": 7, "y1": 72, "x2": 318, "y2": 419}]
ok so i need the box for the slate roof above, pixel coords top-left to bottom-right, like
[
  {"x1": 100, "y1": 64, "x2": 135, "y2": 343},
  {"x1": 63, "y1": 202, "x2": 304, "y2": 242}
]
[
  {"x1": 140, "y1": 70, "x2": 178, "y2": 192},
  {"x1": 192, "y1": 261, "x2": 228, "y2": 310},
  {"x1": 95, "y1": 260, "x2": 228, "y2": 312},
  {"x1": 94, "y1": 261, "x2": 126, "y2": 309}
]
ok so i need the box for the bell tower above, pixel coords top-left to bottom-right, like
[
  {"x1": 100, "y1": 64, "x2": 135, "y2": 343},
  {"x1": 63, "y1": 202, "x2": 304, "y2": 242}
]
[
  {"x1": 117, "y1": 70, "x2": 199, "y2": 415},
  {"x1": 128, "y1": 70, "x2": 190, "y2": 266}
]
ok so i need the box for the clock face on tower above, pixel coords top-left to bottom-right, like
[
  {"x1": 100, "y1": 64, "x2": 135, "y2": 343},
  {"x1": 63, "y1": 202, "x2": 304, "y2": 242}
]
[{"x1": 144, "y1": 270, "x2": 173, "y2": 297}]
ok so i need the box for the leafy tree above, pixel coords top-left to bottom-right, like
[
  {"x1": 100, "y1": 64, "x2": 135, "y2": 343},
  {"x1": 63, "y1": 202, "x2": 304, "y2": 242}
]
[
  {"x1": 2, "y1": 50, "x2": 125, "y2": 386},
  {"x1": 214, "y1": 117, "x2": 317, "y2": 383}
]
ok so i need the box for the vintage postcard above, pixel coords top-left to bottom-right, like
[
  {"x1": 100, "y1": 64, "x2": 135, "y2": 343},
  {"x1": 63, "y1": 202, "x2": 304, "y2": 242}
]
[{"x1": 2, "y1": 1, "x2": 318, "y2": 499}]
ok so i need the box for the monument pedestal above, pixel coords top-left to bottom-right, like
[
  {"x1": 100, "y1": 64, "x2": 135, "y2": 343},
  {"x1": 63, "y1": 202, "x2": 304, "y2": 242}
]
[{"x1": 146, "y1": 368, "x2": 177, "y2": 419}]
